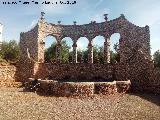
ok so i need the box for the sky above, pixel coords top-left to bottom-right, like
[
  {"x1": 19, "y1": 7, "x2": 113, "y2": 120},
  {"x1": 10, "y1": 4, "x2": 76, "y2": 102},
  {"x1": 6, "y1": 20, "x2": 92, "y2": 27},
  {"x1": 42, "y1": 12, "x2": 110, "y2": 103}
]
[{"x1": 0, "y1": 0, "x2": 160, "y2": 54}]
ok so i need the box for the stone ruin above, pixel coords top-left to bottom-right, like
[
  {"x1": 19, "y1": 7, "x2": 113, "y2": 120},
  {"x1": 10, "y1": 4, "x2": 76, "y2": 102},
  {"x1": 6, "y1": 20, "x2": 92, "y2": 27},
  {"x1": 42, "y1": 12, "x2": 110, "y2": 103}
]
[
  {"x1": 20, "y1": 13, "x2": 150, "y2": 64},
  {"x1": 16, "y1": 13, "x2": 160, "y2": 96}
]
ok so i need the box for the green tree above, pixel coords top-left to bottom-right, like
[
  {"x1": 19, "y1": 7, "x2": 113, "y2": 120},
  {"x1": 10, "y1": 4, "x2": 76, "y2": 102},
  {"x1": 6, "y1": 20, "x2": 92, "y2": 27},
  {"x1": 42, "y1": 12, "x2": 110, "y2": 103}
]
[
  {"x1": 77, "y1": 50, "x2": 84, "y2": 63},
  {"x1": 110, "y1": 43, "x2": 120, "y2": 63},
  {"x1": 98, "y1": 46, "x2": 104, "y2": 63},
  {"x1": 0, "y1": 40, "x2": 20, "y2": 63},
  {"x1": 153, "y1": 50, "x2": 160, "y2": 67},
  {"x1": 45, "y1": 41, "x2": 71, "y2": 63}
]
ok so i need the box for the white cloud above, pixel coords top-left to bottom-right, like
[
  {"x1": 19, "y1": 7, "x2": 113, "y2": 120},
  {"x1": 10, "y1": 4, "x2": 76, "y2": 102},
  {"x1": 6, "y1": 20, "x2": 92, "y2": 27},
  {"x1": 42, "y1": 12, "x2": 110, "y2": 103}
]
[{"x1": 27, "y1": 19, "x2": 38, "y2": 30}]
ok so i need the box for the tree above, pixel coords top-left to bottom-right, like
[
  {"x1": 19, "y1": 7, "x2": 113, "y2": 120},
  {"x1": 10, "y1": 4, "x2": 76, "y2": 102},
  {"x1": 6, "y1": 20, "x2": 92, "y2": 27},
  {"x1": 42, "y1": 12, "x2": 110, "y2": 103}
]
[
  {"x1": 0, "y1": 40, "x2": 20, "y2": 63},
  {"x1": 45, "y1": 41, "x2": 71, "y2": 63},
  {"x1": 110, "y1": 43, "x2": 120, "y2": 63},
  {"x1": 98, "y1": 46, "x2": 104, "y2": 63},
  {"x1": 153, "y1": 50, "x2": 160, "y2": 67}
]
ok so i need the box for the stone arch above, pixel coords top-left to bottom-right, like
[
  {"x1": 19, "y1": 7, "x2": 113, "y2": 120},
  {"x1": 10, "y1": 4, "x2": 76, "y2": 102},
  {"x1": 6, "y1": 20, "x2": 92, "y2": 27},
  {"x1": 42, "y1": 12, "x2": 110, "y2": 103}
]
[
  {"x1": 77, "y1": 37, "x2": 89, "y2": 63},
  {"x1": 44, "y1": 35, "x2": 57, "y2": 63},
  {"x1": 92, "y1": 35, "x2": 105, "y2": 63},
  {"x1": 110, "y1": 33, "x2": 121, "y2": 63},
  {"x1": 61, "y1": 37, "x2": 73, "y2": 63}
]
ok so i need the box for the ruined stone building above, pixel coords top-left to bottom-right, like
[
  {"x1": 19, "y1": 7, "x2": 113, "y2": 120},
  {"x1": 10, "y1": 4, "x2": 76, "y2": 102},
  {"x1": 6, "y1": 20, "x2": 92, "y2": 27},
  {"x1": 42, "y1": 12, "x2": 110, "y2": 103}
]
[
  {"x1": 20, "y1": 13, "x2": 151, "y2": 64},
  {"x1": 1, "y1": 13, "x2": 159, "y2": 94}
]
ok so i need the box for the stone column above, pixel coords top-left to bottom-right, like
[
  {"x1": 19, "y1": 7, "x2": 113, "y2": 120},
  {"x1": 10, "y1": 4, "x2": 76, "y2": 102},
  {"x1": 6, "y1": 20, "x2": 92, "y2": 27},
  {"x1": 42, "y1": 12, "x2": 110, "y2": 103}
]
[
  {"x1": 88, "y1": 41, "x2": 93, "y2": 64},
  {"x1": 104, "y1": 36, "x2": 110, "y2": 64},
  {"x1": 56, "y1": 42, "x2": 61, "y2": 63},
  {"x1": 72, "y1": 42, "x2": 77, "y2": 63}
]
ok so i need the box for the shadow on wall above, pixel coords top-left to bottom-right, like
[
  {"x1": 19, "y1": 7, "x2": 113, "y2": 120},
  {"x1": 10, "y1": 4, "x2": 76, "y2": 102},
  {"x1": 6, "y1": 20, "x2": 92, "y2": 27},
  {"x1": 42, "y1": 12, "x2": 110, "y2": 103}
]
[{"x1": 14, "y1": 61, "x2": 35, "y2": 83}]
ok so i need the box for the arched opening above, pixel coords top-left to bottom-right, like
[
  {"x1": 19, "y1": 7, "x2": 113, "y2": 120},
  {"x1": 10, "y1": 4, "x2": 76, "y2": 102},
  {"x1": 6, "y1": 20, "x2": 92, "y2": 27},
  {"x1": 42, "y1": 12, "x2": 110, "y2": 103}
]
[
  {"x1": 44, "y1": 35, "x2": 57, "y2": 63},
  {"x1": 77, "y1": 37, "x2": 89, "y2": 63},
  {"x1": 110, "y1": 33, "x2": 121, "y2": 63},
  {"x1": 93, "y1": 35, "x2": 105, "y2": 64},
  {"x1": 61, "y1": 37, "x2": 73, "y2": 63}
]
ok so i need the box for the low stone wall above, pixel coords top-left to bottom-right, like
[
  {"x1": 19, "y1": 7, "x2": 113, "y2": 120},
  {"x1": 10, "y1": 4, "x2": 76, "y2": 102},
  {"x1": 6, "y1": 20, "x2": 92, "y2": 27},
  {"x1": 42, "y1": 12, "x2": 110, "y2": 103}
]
[
  {"x1": 94, "y1": 81, "x2": 117, "y2": 95},
  {"x1": 38, "y1": 80, "x2": 94, "y2": 97},
  {"x1": 116, "y1": 80, "x2": 131, "y2": 93},
  {"x1": 0, "y1": 64, "x2": 16, "y2": 87},
  {"x1": 25, "y1": 79, "x2": 131, "y2": 97}
]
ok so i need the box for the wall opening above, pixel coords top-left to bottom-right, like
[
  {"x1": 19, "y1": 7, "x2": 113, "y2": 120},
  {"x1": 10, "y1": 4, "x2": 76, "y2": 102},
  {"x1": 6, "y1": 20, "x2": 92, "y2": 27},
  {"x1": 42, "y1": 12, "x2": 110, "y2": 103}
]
[
  {"x1": 44, "y1": 36, "x2": 57, "y2": 63},
  {"x1": 110, "y1": 33, "x2": 120, "y2": 63},
  {"x1": 77, "y1": 37, "x2": 89, "y2": 63},
  {"x1": 61, "y1": 37, "x2": 73, "y2": 63},
  {"x1": 93, "y1": 35, "x2": 105, "y2": 64}
]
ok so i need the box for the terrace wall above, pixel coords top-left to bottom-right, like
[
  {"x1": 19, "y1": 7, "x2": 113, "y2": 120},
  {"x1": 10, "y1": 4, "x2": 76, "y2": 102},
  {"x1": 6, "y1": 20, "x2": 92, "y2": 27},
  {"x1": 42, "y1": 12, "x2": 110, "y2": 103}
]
[{"x1": 0, "y1": 64, "x2": 19, "y2": 87}]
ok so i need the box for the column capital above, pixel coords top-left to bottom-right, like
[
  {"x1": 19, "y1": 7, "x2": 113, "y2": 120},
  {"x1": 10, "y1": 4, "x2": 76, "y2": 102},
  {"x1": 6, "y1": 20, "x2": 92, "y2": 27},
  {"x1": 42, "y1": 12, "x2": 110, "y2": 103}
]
[
  {"x1": 72, "y1": 42, "x2": 77, "y2": 47},
  {"x1": 104, "y1": 41, "x2": 110, "y2": 46},
  {"x1": 57, "y1": 42, "x2": 61, "y2": 46}
]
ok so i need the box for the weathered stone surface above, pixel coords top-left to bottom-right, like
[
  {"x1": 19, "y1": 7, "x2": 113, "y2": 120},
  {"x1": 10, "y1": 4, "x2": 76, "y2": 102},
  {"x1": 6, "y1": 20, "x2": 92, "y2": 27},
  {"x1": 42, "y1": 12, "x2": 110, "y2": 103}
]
[
  {"x1": 24, "y1": 79, "x2": 131, "y2": 97},
  {"x1": 0, "y1": 64, "x2": 22, "y2": 87},
  {"x1": 116, "y1": 80, "x2": 131, "y2": 93},
  {"x1": 94, "y1": 81, "x2": 117, "y2": 95}
]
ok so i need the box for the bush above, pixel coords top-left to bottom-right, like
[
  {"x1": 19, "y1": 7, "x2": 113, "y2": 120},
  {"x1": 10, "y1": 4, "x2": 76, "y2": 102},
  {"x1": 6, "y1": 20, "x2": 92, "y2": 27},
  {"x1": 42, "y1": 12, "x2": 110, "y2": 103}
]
[
  {"x1": 153, "y1": 50, "x2": 160, "y2": 67},
  {"x1": 0, "y1": 40, "x2": 20, "y2": 63}
]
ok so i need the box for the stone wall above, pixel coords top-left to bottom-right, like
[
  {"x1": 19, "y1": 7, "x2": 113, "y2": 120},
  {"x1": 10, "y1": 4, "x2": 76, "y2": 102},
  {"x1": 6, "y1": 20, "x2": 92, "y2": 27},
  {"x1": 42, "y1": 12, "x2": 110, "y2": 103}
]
[
  {"x1": 33, "y1": 63, "x2": 128, "y2": 81},
  {"x1": 33, "y1": 61, "x2": 160, "y2": 94},
  {"x1": 0, "y1": 64, "x2": 16, "y2": 82},
  {"x1": 0, "y1": 64, "x2": 22, "y2": 87},
  {"x1": 15, "y1": 60, "x2": 35, "y2": 83},
  {"x1": 25, "y1": 79, "x2": 131, "y2": 97}
]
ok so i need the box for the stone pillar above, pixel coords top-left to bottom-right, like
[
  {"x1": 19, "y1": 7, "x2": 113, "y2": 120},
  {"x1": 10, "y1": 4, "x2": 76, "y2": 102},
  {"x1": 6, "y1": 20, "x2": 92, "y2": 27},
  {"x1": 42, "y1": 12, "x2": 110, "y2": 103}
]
[
  {"x1": 104, "y1": 36, "x2": 110, "y2": 64},
  {"x1": 72, "y1": 42, "x2": 77, "y2": 63},
  {"x1": 88, "y1": 41, "x2": 93, "y2": 64},
  {"x1": 56, "y1": 42, "x2": 61, "y2": 63}
]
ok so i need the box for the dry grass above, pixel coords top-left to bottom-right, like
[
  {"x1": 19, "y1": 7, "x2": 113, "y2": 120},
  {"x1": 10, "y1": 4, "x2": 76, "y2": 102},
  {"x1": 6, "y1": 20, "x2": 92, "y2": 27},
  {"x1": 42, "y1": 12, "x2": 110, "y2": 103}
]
[{"x1": 0, "y1": 87, "x2": 159, "y2": 120}]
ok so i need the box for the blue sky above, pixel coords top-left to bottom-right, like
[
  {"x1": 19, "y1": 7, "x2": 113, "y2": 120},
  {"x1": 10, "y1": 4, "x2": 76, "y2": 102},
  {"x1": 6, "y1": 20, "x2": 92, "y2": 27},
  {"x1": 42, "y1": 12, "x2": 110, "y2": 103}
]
[{"x1": 0, "y1": 0, "x2": 160, "y2": 54}]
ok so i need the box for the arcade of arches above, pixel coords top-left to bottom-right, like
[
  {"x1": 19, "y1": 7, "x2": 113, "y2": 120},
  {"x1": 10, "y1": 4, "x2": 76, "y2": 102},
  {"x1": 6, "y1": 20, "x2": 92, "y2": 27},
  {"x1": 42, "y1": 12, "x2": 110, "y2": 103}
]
[{"x1": 18, "y1": 13, "x2": 160, "y2": 94}]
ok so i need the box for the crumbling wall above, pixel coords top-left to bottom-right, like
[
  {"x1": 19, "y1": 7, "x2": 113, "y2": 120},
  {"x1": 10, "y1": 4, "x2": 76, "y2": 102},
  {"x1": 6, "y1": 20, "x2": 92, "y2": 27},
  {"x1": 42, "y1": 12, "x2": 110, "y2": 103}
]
[
  {"x1": 0, "y1": 64, "x2": 16, "y2": 82},
  {"x1": 0, "y1": 64, "x2": 22, "y2": 87},
  {"x1": 20, "y1": 25, "x2": 39, "y2": 62}
]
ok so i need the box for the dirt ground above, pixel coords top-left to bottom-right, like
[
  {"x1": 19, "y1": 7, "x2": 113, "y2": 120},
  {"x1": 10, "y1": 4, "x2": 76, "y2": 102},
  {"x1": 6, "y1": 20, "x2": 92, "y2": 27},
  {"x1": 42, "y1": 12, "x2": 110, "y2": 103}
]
[{"x1": 0, "y1": 87, "x2": 159, "y2": 120}]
